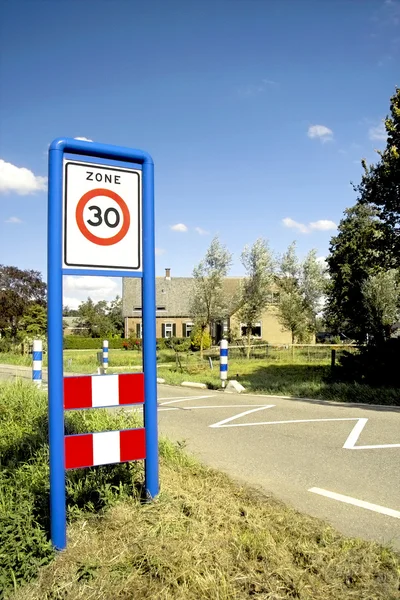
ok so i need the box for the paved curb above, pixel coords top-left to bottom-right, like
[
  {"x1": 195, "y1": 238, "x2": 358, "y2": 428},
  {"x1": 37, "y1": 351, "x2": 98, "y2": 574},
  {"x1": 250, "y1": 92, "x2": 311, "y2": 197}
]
[{"x1": 181, "y1": 381, "x2": 208, "y2": 390}]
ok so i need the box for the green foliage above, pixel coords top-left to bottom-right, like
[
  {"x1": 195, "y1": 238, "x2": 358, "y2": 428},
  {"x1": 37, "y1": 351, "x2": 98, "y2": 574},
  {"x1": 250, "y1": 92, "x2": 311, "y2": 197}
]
[
  {"x1": 326, "y1": 204, "x2": 392, "y2": 342},
  {"x1": 122, "y1": 336, "x2": 142, "y2": 350},
  {"x1": 237, "y1": 238, "x2": 275, "y2": 357},
  {"x1": 191, "y1": 236, "x2": 232, "y2": 355},
  {"x1": 73, "y1": 296, "x2": 124, "y2": 338},
  {"x1": 0, "y1": 380, "x2": 142, "y2": 595},
  {"x1": 163, "y1": 337, "x2": 191, "y2": 352},
  {"x1": 356, "y1": 88, "x2": 400, "y2": 238},
  {"x1": 276, "y1": 243, "x2": 326, "y2": 343},
  {"x1": 63, "y1": 336, "x2": 126, "y2": 349},
  {"x1": 20, "y1": 303, "x2": 47, "y2": 336},
  {"x1": 335, "y1": 339, "x2": 400, "y2": 388},
  {"x1": 0, "y1": 265, "x2": 46, "y2": 339},
  {"x1": 362, "y1": 269, "x2": 400, "y2": 343},
  {"x1": 190, "y1": 327, "x2": 212, "y2": 351}
]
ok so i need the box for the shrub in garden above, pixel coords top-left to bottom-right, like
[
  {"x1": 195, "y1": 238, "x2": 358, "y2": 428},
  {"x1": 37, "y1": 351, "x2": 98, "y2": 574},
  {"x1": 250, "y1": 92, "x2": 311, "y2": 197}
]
[
  {"x1": 0, "y1": 380, "x2": 142, "y2": 595},
  {"x1": 190, "y1": 327, "x2": 212, "y2": 351}
]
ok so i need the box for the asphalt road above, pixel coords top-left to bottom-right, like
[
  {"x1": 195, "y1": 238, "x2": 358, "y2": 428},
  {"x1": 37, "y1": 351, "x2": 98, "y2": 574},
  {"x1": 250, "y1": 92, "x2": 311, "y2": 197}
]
[
  {"x1": 2, "y1": 367, "x2": 399, "y2": 549},
  {"x1": 156, "y1": 384, "x2": 400, "y2": 550}
]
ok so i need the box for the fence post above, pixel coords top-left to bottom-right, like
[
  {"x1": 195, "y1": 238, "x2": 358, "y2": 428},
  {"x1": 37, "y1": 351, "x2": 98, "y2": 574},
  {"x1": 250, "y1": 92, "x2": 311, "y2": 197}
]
[
  {"x1": 103, "y1": 340, "x2": 109, "y2": 373},
  {"x1": 331, "y1": 348, "x2": 336, "y2": 372},
  {"x1": 220, "y1": 339, "x2": 228, "y2": 388},
  {"x1": 32, "y1": 340, "x2": 43, "y2": 388}
]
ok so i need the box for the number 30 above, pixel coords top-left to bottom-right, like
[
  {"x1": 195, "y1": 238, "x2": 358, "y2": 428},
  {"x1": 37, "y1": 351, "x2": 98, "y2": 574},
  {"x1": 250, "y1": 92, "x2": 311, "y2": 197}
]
[{"x1": 87, "y1": 205, "x2": 120, "y2": 228}]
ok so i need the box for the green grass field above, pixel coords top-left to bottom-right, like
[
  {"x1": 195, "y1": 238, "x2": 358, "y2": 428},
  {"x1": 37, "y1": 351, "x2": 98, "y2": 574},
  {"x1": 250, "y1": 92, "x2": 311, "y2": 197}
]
[
  {"x1": 1, "y1": 347, "x2": 399, "y2": 405},
  {"x1": 2, "y1": 380, "x2": 399, "y2": 600}
]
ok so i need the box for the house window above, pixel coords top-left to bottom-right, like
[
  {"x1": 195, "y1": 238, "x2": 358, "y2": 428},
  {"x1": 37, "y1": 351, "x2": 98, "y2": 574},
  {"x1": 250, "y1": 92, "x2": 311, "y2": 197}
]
[
  {"x1": 136, "y1": 323, "x2": 142, "y2": 339},
  {"x1": 162, "y1": 322, "x2": 176, "y2": 338},
  {"x1": 241, "y1": 322, "x2": 262, "y2": 337},
  {"x1": 183, "y1": 322, "x2": 194, "y2": 337}
]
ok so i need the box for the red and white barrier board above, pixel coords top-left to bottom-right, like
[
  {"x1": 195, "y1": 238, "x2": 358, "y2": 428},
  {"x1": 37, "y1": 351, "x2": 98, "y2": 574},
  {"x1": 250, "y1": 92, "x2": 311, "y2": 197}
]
[
  {"x1": 65, "y1": 428, "x2": 146, "y2": 470},
  {"x1": 64, "y1": 373, "x2": 144, "y2": 410}
]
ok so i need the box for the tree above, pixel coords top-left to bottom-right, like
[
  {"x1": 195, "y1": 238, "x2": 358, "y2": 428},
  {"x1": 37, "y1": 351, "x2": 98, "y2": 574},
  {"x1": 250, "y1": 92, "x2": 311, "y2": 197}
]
[
  {"x1": 356, "y1": 88, "x2": 400, "y2": 250},
  {"x1": 190, "y1": 237, "x2": 232, "y2": 358},
  {"x1": 237, "y1": 238, "x2": 275, "y2": 358},
  {"x1": 276, "y1": 242, "x2": 326, "y2": 343},
  {"x1": 362, "y1": 270, "x2": 400, "y2": 344},
  {"x1": 108, "y1": 296, "x2": 124, "y2": 336},
  {"x1": 325, "y1": 204, "x2": 393, "y2": 341},
  {"x1": 75, "y1": 298, "x2": 114, "y2": 338},
  {"x1": 0, "y1": 265, "x2": 46, "y2": 338},
  {"x1": 20, "y1": 303, "x2": 47, "y2": 336}
]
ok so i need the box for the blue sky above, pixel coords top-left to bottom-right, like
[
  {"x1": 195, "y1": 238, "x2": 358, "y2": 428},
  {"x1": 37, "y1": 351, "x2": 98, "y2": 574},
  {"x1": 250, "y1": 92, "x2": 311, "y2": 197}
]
[{"x1": 0, "y1": 0, "x2": 398, "y2": 307}]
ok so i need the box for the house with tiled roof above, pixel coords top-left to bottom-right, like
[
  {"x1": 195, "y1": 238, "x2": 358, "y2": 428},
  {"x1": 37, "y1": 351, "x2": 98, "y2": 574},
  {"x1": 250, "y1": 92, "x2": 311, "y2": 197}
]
[{"x1": 122, "y1": 268, "x2": 293, "y2": 344}]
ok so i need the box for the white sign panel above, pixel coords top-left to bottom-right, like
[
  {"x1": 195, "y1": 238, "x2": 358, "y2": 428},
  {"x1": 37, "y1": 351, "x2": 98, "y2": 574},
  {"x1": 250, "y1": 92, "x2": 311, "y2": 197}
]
[{"x1": 63, "y1": 160, "x2": 141, "y2": 271}]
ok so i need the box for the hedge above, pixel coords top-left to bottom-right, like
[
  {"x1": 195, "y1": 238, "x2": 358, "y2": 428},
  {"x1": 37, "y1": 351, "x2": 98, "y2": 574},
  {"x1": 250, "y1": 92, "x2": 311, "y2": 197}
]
[{"x1": 63, "y1": 336, "x2": 126, "y2": 350}]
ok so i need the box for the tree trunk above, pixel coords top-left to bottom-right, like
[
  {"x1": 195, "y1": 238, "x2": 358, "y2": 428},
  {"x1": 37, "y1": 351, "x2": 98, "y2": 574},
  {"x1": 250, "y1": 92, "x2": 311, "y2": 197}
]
[
  {"x1": 247, "y1": 327, "x2": 251, "y2": 359},
  {"x1": 291, "y1": 330, "x2": 295, "y2": 344},
  {"x1": 200, "y1": 326, "x2": 205, "y2": 360}
]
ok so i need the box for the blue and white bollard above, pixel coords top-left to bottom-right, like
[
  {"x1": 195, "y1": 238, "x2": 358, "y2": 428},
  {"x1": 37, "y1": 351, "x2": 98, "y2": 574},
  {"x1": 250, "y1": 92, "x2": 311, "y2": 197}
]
[
  {"x1": 220, "y1": 339, "x2": 228, "y2": 388},
  {"x1": 103, "y1": 340, "x2": 109, "y2": 372},
  {"x1": 32, "y1": 340, "x2": 43, "y2": 388}
]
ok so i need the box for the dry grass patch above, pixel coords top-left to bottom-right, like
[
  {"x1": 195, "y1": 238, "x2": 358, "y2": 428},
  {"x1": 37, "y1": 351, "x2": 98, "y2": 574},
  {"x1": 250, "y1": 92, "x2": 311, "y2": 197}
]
[{"x1": 12, "y1": 441, "x2": 400, "y2": 600}]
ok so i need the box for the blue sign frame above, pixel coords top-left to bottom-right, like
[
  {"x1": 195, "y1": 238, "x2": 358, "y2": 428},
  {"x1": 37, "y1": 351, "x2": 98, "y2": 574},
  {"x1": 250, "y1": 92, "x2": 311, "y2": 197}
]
[{"x1": 48, "y1": 138, "x2": 158, "y2": 550}]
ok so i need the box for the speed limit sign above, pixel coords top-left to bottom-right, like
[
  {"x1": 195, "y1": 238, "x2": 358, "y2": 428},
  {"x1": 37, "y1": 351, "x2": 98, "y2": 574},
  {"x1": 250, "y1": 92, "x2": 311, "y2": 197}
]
[{"x1": 63, "y1": 161, "x2": 141, "y2": 270}]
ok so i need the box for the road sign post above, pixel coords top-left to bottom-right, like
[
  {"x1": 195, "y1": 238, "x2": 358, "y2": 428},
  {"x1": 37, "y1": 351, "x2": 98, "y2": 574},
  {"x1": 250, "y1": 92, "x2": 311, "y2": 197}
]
[{"x1": 48, "y1": 138, "x2": 157, "y2": 550}]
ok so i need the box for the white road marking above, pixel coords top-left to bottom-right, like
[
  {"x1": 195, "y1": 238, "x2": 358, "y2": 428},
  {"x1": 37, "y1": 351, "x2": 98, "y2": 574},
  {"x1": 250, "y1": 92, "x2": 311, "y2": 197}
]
[
  {"x1": 210, "y1": 415, "x2": 358, "y2": 429},
  {"x1": 309, "y1": 487, "x2": 400, "y2": 519},
  {"x1": 159, "y1": 395, "x2": 212, "y2": 406},
  {"x1": 343, "y1": 418, "x2": 400, "y2": 450},
  {"x1": 159, "y1": 404, "x2": 268, "y2": 412},
  {"x1": 209, "y1": 405, "x2": 275, "y2": 428}
]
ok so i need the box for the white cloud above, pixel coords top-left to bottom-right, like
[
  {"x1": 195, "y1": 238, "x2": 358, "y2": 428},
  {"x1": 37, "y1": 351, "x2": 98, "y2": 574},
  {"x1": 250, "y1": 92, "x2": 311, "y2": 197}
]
[
  {"x1": 282, "y1": 217, "x2": 309, "y2": 234},
  {"x1": 238, "y1": 78, "x2": 279, "y2": 97},
  {"x1": 74, "y1": 137, "x2": 93, "y2": 142},
  {"x1": 368, "y1": 122, "x2": 387, "y2": 141},
  {"x1": 309, "y1": 219, "x2": 337, "y2": 232},
  {"x1": 195, "y1": 227, "x2": 209, "y2": 235},
  {"x1": 155, "y1": 247, "x2": 166, "y2": 256},
  {"x1": 170, "y1": 223, "x2": 188, "y2": 232},
  {"x1": 5, "y1": 216, "x2": 22, "y2": 223},
  {"x1": 282, "y1": 217, "x2": 336, "y2": 234},
  {"x1": 307, "y1": 125, "x2": 333, "y2": 142},
  {"x1": 63, "y1": 276, "x2": 121, "y2": 308},
  {"x1": 0, "y1": 159, "x2": 47, "y2": 195}
]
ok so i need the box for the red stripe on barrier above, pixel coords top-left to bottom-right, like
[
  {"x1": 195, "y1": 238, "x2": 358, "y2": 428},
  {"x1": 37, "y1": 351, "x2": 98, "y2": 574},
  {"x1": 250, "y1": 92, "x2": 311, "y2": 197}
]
[
  {"x1": 118, "y1": 373, "x2": 144, "y2": 405},
  {"x1": 65, "y1": 434, "x2": 93, "y2": 469},
  {"x1": 64, "y1": 376, "x2": 92, "y2": 409},
  {"x1": 120, "y1": 428, "x2": 146, "y2": 462}
]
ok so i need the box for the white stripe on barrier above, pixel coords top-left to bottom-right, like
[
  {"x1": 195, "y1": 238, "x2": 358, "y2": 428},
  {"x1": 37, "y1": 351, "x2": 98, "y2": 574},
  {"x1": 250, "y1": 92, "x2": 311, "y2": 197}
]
[
  {"x1": 92, "y1": 373, "x2": 119, "y2": 407},
  {"x1": 93, "y1": 431, "x2": 120, "y2": 466}
]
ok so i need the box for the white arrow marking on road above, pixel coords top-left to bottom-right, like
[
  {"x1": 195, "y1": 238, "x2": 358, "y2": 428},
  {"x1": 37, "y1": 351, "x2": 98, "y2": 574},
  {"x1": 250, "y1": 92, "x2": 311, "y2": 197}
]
[
  {"x1": 309, "y1": 487, "x2": 400, "y2": 519},
  {"x1": 159, "y1": 404, "x2": 270, "y2": 412},
  {"x1": 159, "y1": 395, "x2": 212, "y2": 406}
]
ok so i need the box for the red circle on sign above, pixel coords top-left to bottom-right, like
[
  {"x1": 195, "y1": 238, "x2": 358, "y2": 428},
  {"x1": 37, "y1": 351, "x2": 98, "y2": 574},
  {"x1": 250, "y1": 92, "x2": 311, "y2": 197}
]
[{"x1": 76, "y1": 188, "x2": 130, "y2": 246}]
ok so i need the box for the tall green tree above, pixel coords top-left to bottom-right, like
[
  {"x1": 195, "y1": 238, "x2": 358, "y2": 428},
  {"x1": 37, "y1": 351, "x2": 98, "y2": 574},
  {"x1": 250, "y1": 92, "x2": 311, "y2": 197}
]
[
  {"x1": 75, "y1": 297, "x2": 123, "y2": 338},
  {"x1": 190, "y1": 236, "x2": 232, "y2": 358},
  {"x1": 325, "y1": 204, "x2": 393, "y2": 341},
  {"x1": 362, "y1": 270, "x2": 400, "y2": 344},
  {"x1": 356, "y1": 88, "x2": 400, "y2": 247},
  {"x1": 0, "y1": 265, "x2": 46, "y2": 338},
  {"x1": 276, "y1": 242, "x2": 326, "y2": 343},
  {"x1": 20, "y1": 304, "x2": 47, "y2": 336},
  {"x1": 238, "y1": 238, "x2": 275, "y2": 358}
]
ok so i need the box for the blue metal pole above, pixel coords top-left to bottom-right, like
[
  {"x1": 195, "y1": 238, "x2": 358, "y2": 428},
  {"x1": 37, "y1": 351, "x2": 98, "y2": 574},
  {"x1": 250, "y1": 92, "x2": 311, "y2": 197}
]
[
  {"x1": 142, "y1": 159, "x2": 158, "y2": 498},
  {"x1": 48, "y1": 148, "x2": 66, "y2": 550}
]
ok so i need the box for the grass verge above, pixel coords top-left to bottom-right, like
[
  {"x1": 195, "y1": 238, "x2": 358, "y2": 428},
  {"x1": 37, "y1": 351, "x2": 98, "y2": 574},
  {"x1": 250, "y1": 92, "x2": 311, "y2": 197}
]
[
  {"x1": 10, "y1": 437, "x2": 400, "y2": 600},
  {"x1": 158, "y1": 359, "x2": 400, "y2": 406}
]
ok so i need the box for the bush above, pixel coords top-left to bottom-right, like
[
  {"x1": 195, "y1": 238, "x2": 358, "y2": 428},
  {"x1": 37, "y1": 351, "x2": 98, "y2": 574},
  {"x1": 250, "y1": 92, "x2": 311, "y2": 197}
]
[
  {"x1": 190, "y1": 328, "x2": 212, "y2": 351},
  {"x1": 334, "y1": 339, "x2": 400, "y2": 387},
  {"x1": 122, "y1": 336, "x2": 142, "y2": 351},
  {"x1": 0, "y1": 380, "x2": 142, "y2": 595},
  {"x1": 64, "y1": 336, "x2": 125, "y2": 350}
]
